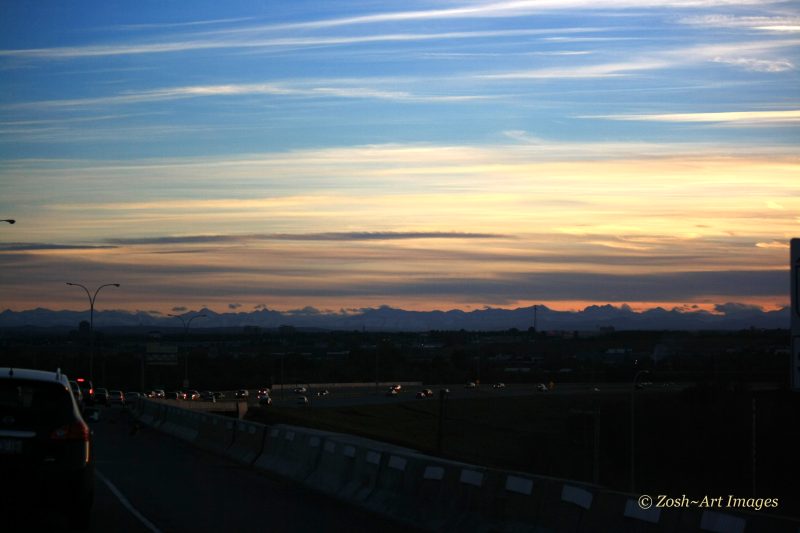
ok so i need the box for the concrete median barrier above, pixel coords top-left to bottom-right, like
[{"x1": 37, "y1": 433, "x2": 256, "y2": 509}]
[
  {"x1": 700, "y1": 511, "x2": 745, "y2": 533},
  {"x1": 137, "y1": 407, "x2": 799, "y2": 532},
  {"x1": 362, "y1": 454, "x2": 415, "y2": 517},
  {"x1": 304, "y1": 439, "x2": 358, "y2": 496},
  {"x1": 442, "y1": 467, "x2": 500, "y2": 531},
  {"x1": 160, "y1": 404, "x2": 199, "y2": 441},
  {"x1": 338, "y1": 447, "x2": 382, "y2": 503},
  {"x1": 252, "y1": 427, "x2": 290, "y2": 473},
  {"x1": 413, "y1": 463, "x2": 451, "y2": 530},
  {"x1": 194, "y1": 413, "x2": 235, "y2": 455},
  {"x1": 150, "y1": 402, "x2": 168, "y2": 430},
  {"x1": 254, "y1": 427, "x2": 326, "y2": 483},
  {"x1": 225, "y1": 420, "x2": 266, "y2": 466},
  {"x1": 137, "y1": 399, "x2": 157, "y2": 426}
]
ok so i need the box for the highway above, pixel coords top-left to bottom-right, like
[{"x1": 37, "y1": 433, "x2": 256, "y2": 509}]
[
  {"x1": 260, "y1": 381, "x2": 688, "y2": 409},
  {"x1": 15, "y1": 406, "x2": 413, "y2": 532}
]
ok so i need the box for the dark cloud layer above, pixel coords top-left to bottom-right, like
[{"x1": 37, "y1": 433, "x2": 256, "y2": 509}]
[
  {"x1": 0, "y1": 248, "x2": 788, "y2": 306},
  {"x1": 105, "y1": 231, "x2": 509, "y2": 245},
  {"x1": 0, "y1": 242, "x2": 117, "y2": 251}
]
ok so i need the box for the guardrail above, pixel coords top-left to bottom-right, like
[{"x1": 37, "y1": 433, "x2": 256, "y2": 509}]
[{"x1": 130, "y1": 398, "x2": 798, "y2": 532}]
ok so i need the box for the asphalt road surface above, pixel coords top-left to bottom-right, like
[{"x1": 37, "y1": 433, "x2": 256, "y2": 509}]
[{"x1": 15, "y1": 406, "x2": 414, "y2": 532}]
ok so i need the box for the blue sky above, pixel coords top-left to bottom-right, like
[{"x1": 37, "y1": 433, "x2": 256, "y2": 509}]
[{"x1": 0, "y1": 1, "x2": 798, "y2": 315}]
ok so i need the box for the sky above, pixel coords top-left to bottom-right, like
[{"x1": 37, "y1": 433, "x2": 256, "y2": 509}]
[{"x1": 0, "y1": 0, "x2": 798, "y2": 316}]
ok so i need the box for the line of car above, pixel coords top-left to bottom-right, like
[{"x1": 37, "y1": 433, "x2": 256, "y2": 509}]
[
  {"x1": 67, "y1": 380, "x2": 231, "y2": 408},
  {"x1": 148, "y1": 390, "x2": 221, "y2": 402}
]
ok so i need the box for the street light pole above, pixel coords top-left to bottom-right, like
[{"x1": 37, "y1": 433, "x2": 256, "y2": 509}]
[
  {"x1": 630, "y1": 369, "x2": 650, "y2": 493},
  {"x1": 1, "y1": 219, "x2": 14, "y2": 224},
  {"x1": 168, "y1": 313, "x2": 206, "y2": 388},
  {"x1": 66, "y1": 282, "x2": 120, "y2": 381}
]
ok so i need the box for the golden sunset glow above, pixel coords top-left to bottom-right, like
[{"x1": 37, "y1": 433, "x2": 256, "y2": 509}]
[{"x1": 1, "y1": 1, "x2": 797, "y2": 319}]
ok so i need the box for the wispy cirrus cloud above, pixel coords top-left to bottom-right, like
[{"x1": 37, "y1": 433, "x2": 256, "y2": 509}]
[
  {"x1": 480, "y1": 39, "x2": 799, "y2": 79},
  {"x1": 6, "y1": 81, "x2": 490, "y2": 110},
  {"x1": 3, "y1": 0, "x2": 790, "y2": 62},
  {"x1": 482, "y1": 59, "x2": 670, "y2": 79},
  {"x1": 1, "y1": 0, "x2": 778, "y2": 61},
  {"x1": 584, "y1": 109, "x2": 800, "y2": 124},
  {"x1": 198, "y1": 0, "x2": 784, "y2": 34},
  {"x1": 712, "y1": 56, "x2": 793, "y2": 72},
  {"x1": 112, "y1": 17, "x2": 255, "y2": 31},
  {"x1": 0, "y1": 27, "x2": 602, "y2": 60},
  {"x1": 677, "y1": 14, "x2": 800, "y2": 32}
]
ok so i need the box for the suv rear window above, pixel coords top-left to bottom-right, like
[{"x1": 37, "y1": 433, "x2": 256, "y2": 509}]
[{"x1": 0, "y1": 380, "x2": 74, "y2": 427}]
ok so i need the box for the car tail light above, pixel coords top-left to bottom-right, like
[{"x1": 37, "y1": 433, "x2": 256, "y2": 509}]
[{"x1": 50, "y1": 421, "x2": 90, "y2": 441}]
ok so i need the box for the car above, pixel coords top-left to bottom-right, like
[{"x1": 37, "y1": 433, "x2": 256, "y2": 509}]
[
  {"x1": 415, "y1": 391, "x2": 429, "y2": 399},
  {"x1": 234, "y1": 389, "x2": 249, "y2": 399},
  {"x1": 212, "y1": 391, "x2": 225, "y2": 399},
  {"x1": 69, "y1": 380, "x2": 84, "y2": 405},
  {"x1": 295, "y1": 395, "x2": 308, "y2": 406},
  {"x1": 258, "y1": 395, "x2": 272, "y2": 406},
  {"x1": 391, "y1": 384, "x2": 402, "y2": 392},
  {"x1": 94, "y1": 388, "x2": 109, "y2": 405},
  {"x1": 493, "y1": 382, "x2": 505, "y2": 389},
  {"x1": 108, "y1": 390, "x2": 125, "y2": 406},
  {"x1": 153, "y1": 389, "x2": 165, "y2": 399},
  {"x1": 465, "y1": 382, "x2": 477, "y2": 389},
  {"x1": 315, "y1": 389, "x2": 330, "y2": 397},
  {"x1": 0, "y1": 367, "x2": 94, "y2": 528},
  {"x1": 126, "y1": 391, "x2": 141, "y2": 402},
  {"x1": 164, "y1": 391, "x2": 180, "y2": 400},
  {"x1": 292, "y1": 386, "x2": 307, "y2": 394},
  {"x1": 537, "y1": 383, "x2": 548, "y2": 392},
  {"x1": 385, "y1": 389, "x2": 398, "y2": 397},
  {"x1": 183, "y1": 390, "x2": 200, "y2": 401},
  {"x1": 199, "y1": 391, "x2": 216, "y2": 402},
  {"x1": 75, "y1": 377, "x2": 94, "y2": 405},
  {"x1": 257, "y1": 388, "x2": 270, "y2": 396}
]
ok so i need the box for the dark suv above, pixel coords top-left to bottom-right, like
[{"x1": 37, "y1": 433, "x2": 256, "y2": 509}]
[
  {"x1": 94, "y1": 387, "x2": 110, "y2": 406},
  {"x1": 0, "y1": 368, "x2": 94, "y2": 528},
  {"x1": 76, "y1": 377, "x2": 94, "y2": 405}
]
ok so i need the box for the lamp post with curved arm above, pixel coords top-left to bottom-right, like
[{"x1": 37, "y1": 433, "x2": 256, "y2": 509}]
[
  {"x1": 631, "y1": 369, "x2": 650, "y2": 493},
  {"x1": 168, "y1": 313, "x2": 206, "y2": 388},
  {"x1": 66, "y1": 282, "x2": 120, "y2": 381},
  {"x1": 1, "y1": 219, "x2": 14, "y2": 224}
]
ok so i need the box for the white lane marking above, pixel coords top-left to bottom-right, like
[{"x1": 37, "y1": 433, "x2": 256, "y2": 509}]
[{"x1": 96, "y1": 470, "x2": 162, "y2": 533}]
